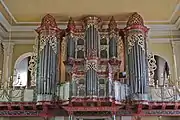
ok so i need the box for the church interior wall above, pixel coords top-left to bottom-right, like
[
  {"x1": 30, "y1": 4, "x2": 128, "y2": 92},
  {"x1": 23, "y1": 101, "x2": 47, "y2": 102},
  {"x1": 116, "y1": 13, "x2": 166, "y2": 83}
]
[
  {"x1": 11, "y1": 44, "x2": 33, "y2": 75},
  {"x1": 148, "y1": 42, "x2": 175, "y2": 81}
]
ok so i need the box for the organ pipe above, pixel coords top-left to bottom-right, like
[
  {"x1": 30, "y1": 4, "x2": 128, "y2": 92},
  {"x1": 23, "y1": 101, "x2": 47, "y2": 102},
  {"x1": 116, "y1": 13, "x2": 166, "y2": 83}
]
[
  {"x1": 66, "y1": 18, "x2": 76, "y2": 59},
  {"x1": 108, "y1": 16, "x2": 118, "y2": 58},
  {"x1": 84, "y1": 16, "x2": 101, "y2": 97}
]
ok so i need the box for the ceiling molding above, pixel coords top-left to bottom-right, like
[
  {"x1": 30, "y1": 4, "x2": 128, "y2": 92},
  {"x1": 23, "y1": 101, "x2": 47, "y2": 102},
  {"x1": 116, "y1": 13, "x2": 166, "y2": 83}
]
[
  {"x1": 175, "y1": 16, "x2": 180, "y2": 29},
  {"x1": 0, "y1": 1, "x2": 180, "y2": 44},
  {"x1": 169, "y1": 2, "x2": 180, "y2": 23},
  {"x1": 1, "y1": 0, "x2": 180, "y2": 25},
  {"x1": 2, "y1": 38, "x2": 34, "y2": 44},
  {"x1": 0, "y1": 12, "x2": 179, "y2": 32},
  {"x1": 149, "y1": 37, "x2": 180, "y2": 43},
  {"x1": 0, "y1": 12, "x2": 10, "y2": 31},
  {"x1": 0, "y1": 0, "x2": 16, "y2": 23}
]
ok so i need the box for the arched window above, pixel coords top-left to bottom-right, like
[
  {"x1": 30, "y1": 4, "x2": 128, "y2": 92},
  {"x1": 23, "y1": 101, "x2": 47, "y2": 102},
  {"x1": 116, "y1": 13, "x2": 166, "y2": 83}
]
[
  {"x1": 154, "y1": 55, "x2": 170, "y2": 87},
  {"x1": 13, "y1": 52, "x2": 33, "y2": 88}
]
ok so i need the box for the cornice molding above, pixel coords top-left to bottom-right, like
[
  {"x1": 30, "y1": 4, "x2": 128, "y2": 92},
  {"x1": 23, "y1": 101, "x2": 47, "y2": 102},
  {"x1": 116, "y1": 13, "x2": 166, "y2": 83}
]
[
  {"x1": 169, "y1": 2, "x2": 180, "y2": 23},
  {"x1": 1, "y1": 0, "x2": 180, "y2": 24},
  {"x1": 0, "y1": 4, "x2": 180, "y2": 44},
  {"x1": 175, "y1": 16, "x2": 180, "y2": 29},
  {"x1": 2, "y1": 39, "x2": 34, "y2": 44}
]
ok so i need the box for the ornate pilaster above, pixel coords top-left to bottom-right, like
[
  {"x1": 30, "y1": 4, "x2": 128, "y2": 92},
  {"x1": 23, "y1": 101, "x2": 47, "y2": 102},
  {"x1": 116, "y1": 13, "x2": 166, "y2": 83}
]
[
  {"x1": 170, "y1": 40, "x2": 180, "y2": 90},
  {"x1": 0, "y1": 37, "x2": 3, "y2": 83},
  {"x1": 2, "y1": 42, "x2": 14, "y2": 85},
  {"x1": 124, "y1": 12, "x2": 149, "y2": 101}
]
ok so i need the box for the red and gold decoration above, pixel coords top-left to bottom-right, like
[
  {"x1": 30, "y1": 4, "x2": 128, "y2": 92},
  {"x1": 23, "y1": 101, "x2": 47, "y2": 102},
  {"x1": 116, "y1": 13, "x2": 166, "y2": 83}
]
[{"x1": 0, "y1": 13, "x2": 179, "y2": 120}]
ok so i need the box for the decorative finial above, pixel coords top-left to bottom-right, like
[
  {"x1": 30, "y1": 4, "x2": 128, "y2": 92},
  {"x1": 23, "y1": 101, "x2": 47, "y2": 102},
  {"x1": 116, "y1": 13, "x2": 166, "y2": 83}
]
[
  {"x1": 36, "y1": 14, "x2": 60, "y2": 34},
  {"x1": 66, "y1": 17, "x2": 76, "y2": 33},
  {"x1": 127, "y1": 12, "x2": 144, "y2": 27},
  {"x1": 108, "y1": 16, "x2": 117, "y2": 32},
  {"x1": 83, "y1": 16, "x2": 101, "y2": 28}
]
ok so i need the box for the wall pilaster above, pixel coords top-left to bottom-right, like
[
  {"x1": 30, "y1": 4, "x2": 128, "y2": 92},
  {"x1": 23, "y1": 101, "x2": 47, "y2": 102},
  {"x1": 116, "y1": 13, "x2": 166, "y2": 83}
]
[
  {"x1": 0, "y1": 37, "x2": 3, "y2": 83},
  {"x1": 171, "y1": 40, "x2": 180, "y2": 81},
  {"x1": 2, "y1": 42, "x2": 14, "y2": 84}
]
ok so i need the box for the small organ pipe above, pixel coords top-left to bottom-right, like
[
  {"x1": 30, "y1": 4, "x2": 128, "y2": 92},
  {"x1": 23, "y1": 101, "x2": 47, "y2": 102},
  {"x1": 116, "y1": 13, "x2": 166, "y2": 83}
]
[
  {"x1": 67, "y1": 37, "x2": 75, "y2": 59},
  {"x1": 109, "y1": 39, "x2": 117, "y2": 58}
]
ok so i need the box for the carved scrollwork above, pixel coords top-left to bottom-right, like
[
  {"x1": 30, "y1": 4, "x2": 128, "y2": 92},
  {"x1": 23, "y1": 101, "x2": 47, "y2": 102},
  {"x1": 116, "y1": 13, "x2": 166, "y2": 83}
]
[
  {"x1": 83, "y1": 16, "x2": 101, "y2": 29},
  {"x1": 117, "y1": 37, "x2": 124, "y2": 59},
  {"x1": 75, "y1": 33, "x2": 85, "y2": 40},
  {"x1": 76, "y1": 46, "x2": 85, "y2": 51},
  {"x1": 28, "y1": 36, "x2": 39, "y2": 86},
  {"x1": 86, "y1": 60, "x2": 98, "y2": 71},
  {"x1": 98, "y1": 65, "x2": 107, "y2": 72},
  {"x1": 28, "y1": 55, "x2": 37, "y2": 86},
  {"x1": 127, "y1": 32, "x2": 145, "y2": 54},
  {"x1": 100, "y1": 33, "x2": 109, "y2": 40},
  {"x1": 39, "y1": 33, "x2": 58, "y2": 54},
  {"x1": 148, "y1": 53, "x2": 157, "y2": 86},
  {"x1": 100, "y1": 45, "x2": 108, "y2": 50},
  {"x1": 61, "y1": 37, "x2": 66, "y2": 61}
]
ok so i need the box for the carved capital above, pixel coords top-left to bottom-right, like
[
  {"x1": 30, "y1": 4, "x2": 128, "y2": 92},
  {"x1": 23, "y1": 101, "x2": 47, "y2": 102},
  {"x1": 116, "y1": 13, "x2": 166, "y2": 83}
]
[{"x1": 2, "y1": 42, "x2": 14, "y2": 56}]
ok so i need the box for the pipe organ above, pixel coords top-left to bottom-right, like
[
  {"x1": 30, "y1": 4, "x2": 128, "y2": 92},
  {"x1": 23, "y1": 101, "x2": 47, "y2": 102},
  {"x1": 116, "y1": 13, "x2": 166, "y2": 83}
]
[
  {"x1": 1, "y1": 12, "x2": 179, "y2": 119},
  {"x1": 35, "y1": 12, "x2": 149, "y2": 102}
]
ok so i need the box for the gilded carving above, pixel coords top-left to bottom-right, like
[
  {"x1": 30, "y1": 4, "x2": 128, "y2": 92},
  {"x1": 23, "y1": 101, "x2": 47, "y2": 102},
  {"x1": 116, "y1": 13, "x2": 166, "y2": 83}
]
[
  {"x1": 108, "y1": 16, "x2": 118, "y2": 39},
  {"x1": 83, "y1": 16, "x2": 101, "y2": 29},
  {"x1": 127, "y1": 12, "x2": 144, "y2": 27},
  {"x1": 61, "y1": 37, "x2": 67, "y2": 61},
  {"x1": 39, "y1": 33, "x2": 58, "y2": 54},
  {"x1": 117, "y1": 37, "x2": 125, "y2": 72},
  {"x1": 148, "y1": 53, "x2": 157, "y2": 86},
  {"x1": 28, "y1": 36, "x2": 38, "y2": 87},
  {"x1": 85, "y1": 60, "x2": 98, "y2": 71},
  {"x1": 127, "y1": 31, "x2": 145, "y2": 54}
]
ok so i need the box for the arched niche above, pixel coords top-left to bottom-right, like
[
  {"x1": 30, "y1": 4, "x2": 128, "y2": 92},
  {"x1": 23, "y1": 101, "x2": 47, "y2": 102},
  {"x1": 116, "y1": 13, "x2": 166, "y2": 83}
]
[
  {"x1": 153, "y1": 55, "x2": 170, "y2": 87},
  {"x1": 13, "y1": 52, "x2": 33, "y2": 88}
]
